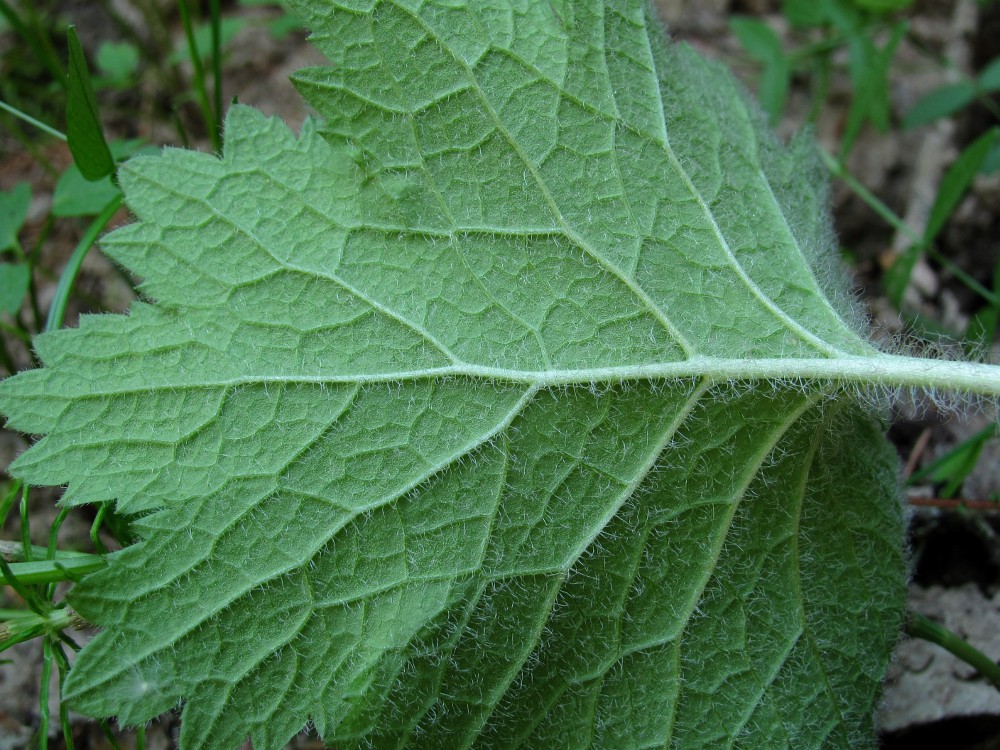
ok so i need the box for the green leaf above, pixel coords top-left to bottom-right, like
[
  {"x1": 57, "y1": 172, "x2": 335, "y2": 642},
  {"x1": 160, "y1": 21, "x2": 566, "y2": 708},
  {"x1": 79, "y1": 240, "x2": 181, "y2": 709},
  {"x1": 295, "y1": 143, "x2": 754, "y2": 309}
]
[
  {"x1": 782, "y1": 0, "x2": 830, "y2": 27},
  {"x1": 976, "y1": 55, "x2": 1000, "y2": 93},
  {"x1": 96, "y1": 41, "x2": 140, "y2": 86},
  {"x1": 66, "y1": 26, "x2": 115, "y2": 182},
  {"x1": 924, "y1": 128, "x2": 998, "y2": 245},
  {"x1": 52, "y1": 164, "x2": 121, "y2": 218},
  {"x1": 841, "y1": 23, "x2": 905, "y2": 156},
  {"x1": 730, "y1": 17, "x2": 783, "y2": 62},
  {"x1": 0, "y1": 263, "x2": 30, "y2": 315},
  {"x1": 908, "y1": 424, "x2": 998, "y2": 498},
  {"x1": 4, "y1": 1, "x2": 1000, "y2": 748},
  {"x1": 824, "y1": 0, "x2": 864, "y2": 33},
  {"x1": 235, "y1": 1, "x2": 304, "y2": 40},
  {"x1": 884, "y1": 127, "x2": 996, "y2": 305},
  {"x1": 267, "y1": 13, "x2": 303, "y2": 37},
  {"x1": 903, "y1": 82, "x2": 977, "y2": 129},
  {"x1": 52, "y1": 139, "x2": 152, "y2": 217},
  {"x1": 730, "y1": 17, "x2": 790, "y2": 122},
  {"x1": 0, "y1": 182, "x2": 30, "y2": 252}
]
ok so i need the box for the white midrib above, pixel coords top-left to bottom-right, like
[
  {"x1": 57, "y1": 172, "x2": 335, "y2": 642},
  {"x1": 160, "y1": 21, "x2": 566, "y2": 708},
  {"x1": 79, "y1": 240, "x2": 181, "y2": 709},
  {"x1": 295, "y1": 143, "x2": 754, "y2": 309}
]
[{"x1": 80, "y1": 354, "x2": 1000, "y2": 397}]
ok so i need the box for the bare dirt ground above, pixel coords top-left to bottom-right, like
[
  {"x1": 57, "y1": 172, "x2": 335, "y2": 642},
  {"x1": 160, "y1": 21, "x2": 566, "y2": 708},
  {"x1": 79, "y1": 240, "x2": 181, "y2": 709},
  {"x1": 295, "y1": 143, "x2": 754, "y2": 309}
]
[{"x1": 0, "y1": 0, "x2": 999, "y2": 747}]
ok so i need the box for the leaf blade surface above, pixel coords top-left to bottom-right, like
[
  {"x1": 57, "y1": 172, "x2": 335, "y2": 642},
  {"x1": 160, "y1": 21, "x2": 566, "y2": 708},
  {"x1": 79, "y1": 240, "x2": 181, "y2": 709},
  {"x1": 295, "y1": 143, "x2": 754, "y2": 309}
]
[{"x1": 0, "y1": 1, "x2": 927, "y2": 748}]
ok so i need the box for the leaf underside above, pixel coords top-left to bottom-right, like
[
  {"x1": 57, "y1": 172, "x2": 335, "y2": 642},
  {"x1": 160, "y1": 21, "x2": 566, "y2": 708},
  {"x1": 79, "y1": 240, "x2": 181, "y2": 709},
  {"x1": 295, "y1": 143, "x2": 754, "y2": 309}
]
[{"x1": 0, "y1": 1, "x2": 906, "y2": 748}]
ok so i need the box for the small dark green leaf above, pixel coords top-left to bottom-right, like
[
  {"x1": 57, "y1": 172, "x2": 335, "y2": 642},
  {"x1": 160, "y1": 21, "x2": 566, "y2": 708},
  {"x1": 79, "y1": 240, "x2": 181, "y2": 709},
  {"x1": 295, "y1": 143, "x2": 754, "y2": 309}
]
[
  {"x1": 66, "y1": 26, "x2": 115, "y2": 181},
  {"x1": 730, "y1": 17, "x2": 784, "y2": 63},
  {"x1": 758, "y1": 59, "x2": 791, "y2": 123},
  {"x1": 0, "y1": 183, "x2": 31, "y2": 252},
  {"x1": 924, "y1": 128, "x2": 998, "y2": 245},
  {"x1": 782, "y1": 0, "x2": 829, "y2": 27},
  {"x1": 825, "y1": 0, "x2": 864, "y2": 33},
  {"x1": 0, "y1": 263, "x2": 30, "y2": 315},
  {"x1": 903, "y1": 82, "x2": 976, "y2": 129}
]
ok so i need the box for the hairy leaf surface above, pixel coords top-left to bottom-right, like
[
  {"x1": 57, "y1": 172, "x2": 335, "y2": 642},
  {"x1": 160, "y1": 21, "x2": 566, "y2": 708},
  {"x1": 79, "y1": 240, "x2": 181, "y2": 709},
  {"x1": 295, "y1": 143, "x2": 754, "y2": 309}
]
[{"x1": 0, "y1": 0, "x2": 935, "y2": 747}]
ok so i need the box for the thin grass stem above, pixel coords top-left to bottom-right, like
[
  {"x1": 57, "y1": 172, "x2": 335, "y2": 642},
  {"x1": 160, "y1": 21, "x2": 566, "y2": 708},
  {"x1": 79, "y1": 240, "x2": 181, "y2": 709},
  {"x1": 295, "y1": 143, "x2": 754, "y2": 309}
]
[
  {"x1": 2, "y1": 555, "x2": 106, "y2": 585},
  {"x1": 45, "y1": 508, "x2": 71, "y2": 599},
  {"x1": 89, "y1": 505, "x2": 109, "y2": 554},
  {"x1": 210, "y1": 0, "x2": 223, "y2": 140},
  {"x1": 0, "y1": 481, "x2": 22, "y2": 528},
  {"x1": 0, "y1": 115, "x2": 58, "y2": 174},
  {"x1": 46, "y1": 195, "x2": 122, "y2": 332},
  {"x1": 0, "y1": 541, "x2": 91, "y2": 561},
  {"x1": 0, "y1": 557, "x2": 46, "y2": 615},
  {"x1": 821, "y1": 148, "x2": 919, "y2": 243},
  {"x1": 98, "y1": 721, "x2": 124, "y2": 750},
  {"x1": 927, "y1": 247, "x2": 999, "y2": 306},
  {"x1": 19, "y1": 485, "x2": 31, "y2": 563},
  {"x1": 53, "y1": 642, "x2": 75, "y2": 750},
  {"x1": 178, "y1": 0, "x2": 221, "y2": 151},
  {"x1": 908, "y1": 611, "x2": 1000, "y2": 691},
  {"x1": 39, "y1": 637, "x2": 53, "y2": 750},
  {"x1": 0, "y1": 99, "x2": 66, "y2": 142}
]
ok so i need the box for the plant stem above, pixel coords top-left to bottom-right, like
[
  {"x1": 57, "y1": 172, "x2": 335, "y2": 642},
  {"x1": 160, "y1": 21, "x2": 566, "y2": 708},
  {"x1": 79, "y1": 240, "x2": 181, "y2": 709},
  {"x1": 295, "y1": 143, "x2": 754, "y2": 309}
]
[
  {"x1": 39, "y1": 637, "x2": 53, "y2": 750},
  {"x1": 210, "y1": 0, "x2": 223, "y2": 139},
  {"x1": 90, "y1": 505, "x2": 110, "y2": 554},
  {"x1": 820, "y1": 148, "x2": 918, "y2": 243},
  {"x1": 0, "y1": 99, "x2": 67, "y2": 142},
  {"x1": 55, "y1": 643, "x2": 75, "y2": 750},
  {"x1": 823, "y1": 149, "x2": 1000, "y2": 307},
  {"x1": 0, "y1": 540, "x2": 91, "y2": 561},
  {"x1": 19, "y1": 485, "x2": 32, "y2": 562},
  {"x1": 1, "y1": 555, "x2": 105, "y2": 585},
  {"x1": 0, "y1": 116, "x2": 58, "y2": 174},
  {"x1": 46, "y1": 194, "x2": 122, "y2": 332},
  {"x1": 178, "y1": 0, "x2": 221, "y2": 151},
  {"x1": 908, "y1": 611, "x2": 1000, "y2": 691},
  {"x1": 927, "y1": 247, "x2": 998, "y2": 306}
]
